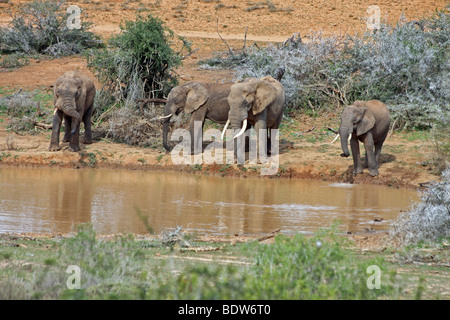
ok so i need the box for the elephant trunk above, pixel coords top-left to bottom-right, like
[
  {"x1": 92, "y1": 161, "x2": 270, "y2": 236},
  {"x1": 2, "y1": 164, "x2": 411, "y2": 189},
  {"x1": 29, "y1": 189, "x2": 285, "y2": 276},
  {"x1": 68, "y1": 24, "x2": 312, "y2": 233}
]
[
  {"x1": 60, "y1": 100, "x2": 81, "y2": 134},
  {"x1": 228, "y1": 111, "x2": 248, "y2": 139},
  {"x1": 162, "y1": 104, "x2": 173, "y2": 152},
  {"x1": 339, "y1": 124, "x2": 352, "y2": 158}
]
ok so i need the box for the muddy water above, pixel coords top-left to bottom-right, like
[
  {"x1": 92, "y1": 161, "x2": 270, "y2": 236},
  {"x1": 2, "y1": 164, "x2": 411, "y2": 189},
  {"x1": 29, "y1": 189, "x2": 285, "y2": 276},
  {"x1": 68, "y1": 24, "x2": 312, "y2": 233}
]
[{"x1": 0, "y1": 167, "x2": 419, "y2": 235}]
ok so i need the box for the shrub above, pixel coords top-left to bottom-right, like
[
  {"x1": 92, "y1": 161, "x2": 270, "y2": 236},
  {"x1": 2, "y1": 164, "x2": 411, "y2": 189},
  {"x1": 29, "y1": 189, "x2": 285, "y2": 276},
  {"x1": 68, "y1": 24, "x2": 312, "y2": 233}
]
[
  {"x1": 0, "y1": 90, "x2": 52, "y2": 134},
  {"x1": 201, "y1": 8, "x2": 449, "y2": 126},
  {"x1": 389, "y1": 167, "x2": 450, "y2": 246},
  {"x1": 87, "y1": 14, "x2": 190, "y2": 104},
  {"x1": 87, "y1": 14, "x2": 190, "y2": 147},
  {"x1": 0, "y1": 54, "x2": 29, "y2": 69},
  {"x1": 242, "y1": 228, "x2": 400, "y2": 299},
  {"x1": 105, "y1": 106, "x2": 163, "y2": 148},
  {"x1": 0, "y1": 0, "x2": 102, "y2": 56}
]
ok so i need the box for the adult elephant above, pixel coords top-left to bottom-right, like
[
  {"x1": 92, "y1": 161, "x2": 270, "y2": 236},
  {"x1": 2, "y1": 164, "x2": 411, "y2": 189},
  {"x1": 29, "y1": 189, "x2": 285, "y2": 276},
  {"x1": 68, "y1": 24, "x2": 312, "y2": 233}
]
[
  {"x1": 49, "y1": 70, "x2": 96, "y2": 152},
  {"x1": 222, "y1": 76, "x2": 285, "y2": 157},
  {"x1": 162, "y1": 82, "x2": 236, "y2": 153},
  {"x1": 338, "y1": 100, "x2": 390, "y2": 177}
]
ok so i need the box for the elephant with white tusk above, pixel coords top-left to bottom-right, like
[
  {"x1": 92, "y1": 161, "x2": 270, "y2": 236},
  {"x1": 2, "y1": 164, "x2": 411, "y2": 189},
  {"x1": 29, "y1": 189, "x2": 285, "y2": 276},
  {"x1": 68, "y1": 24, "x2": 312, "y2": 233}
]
[
  {"x1": 162, "y1": 82, "x2": 236, "y2": 153},
  {"x1": 222, "y1": 76, "x2": 285, "y2": 158},
  {"x1": 338, "y1": 100, "x2": 390, "y2": 177},
  {"x1": 49, "y1": 71, "x2": 96, "y2": 152}
]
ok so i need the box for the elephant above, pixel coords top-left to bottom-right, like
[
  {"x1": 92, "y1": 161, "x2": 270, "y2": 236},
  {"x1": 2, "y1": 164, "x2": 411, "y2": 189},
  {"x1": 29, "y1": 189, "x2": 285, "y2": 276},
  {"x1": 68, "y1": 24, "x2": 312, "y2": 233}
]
[
  {"x1": 162, "y1": 81, "x2": 237, "y2": 153},
  {"x1": 338, "y1": 100, "x2": 390, "y2": 177},
  {"x1": 49, "y1": 70, "x2": 96, "y2": 152},
  {"x1": 222, "y1": 76, "x2": 285, "y2": 158}
]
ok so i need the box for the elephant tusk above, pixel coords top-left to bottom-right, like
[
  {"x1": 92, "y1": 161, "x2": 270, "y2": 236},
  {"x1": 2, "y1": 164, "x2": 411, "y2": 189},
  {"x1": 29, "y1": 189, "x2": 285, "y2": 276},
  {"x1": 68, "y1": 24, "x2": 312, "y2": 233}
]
[
  {"x1": 331, "y1": 134, "x2": 340, "y2": 143},
  {"x1": 330, "y1": 133, "x2": 352, "y2": 143},
  {"x1": 158, "y1": 113, "x2": 173, "y2": 120},
  {"x1": 233, "y1": 119, "x2": 248, "y2": 140},
  {"x1": 221, "y1": 119, "x2": 230, "y2": 140}
]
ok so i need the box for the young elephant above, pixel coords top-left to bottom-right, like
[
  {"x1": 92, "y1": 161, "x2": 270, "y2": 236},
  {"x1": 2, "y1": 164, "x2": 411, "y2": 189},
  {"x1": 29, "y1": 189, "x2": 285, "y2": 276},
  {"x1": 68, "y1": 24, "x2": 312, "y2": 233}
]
[
  {"x1": 338, "y1": 100, "x2": 390, "y2": 177},
  {"x1": 49, "y1": 71, "x2": 96, "y2": 152}
]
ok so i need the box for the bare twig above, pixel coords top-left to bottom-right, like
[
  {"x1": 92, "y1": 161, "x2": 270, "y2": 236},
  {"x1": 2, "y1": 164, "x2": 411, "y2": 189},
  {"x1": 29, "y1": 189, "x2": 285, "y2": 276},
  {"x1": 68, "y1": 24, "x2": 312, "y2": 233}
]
[
  {"x1": 388, "y1": 117, "x2": 399, "y2": 137},
  {"x1": 243, "y1": 26, "x2": 248, "y2": 55},
  {"x1": 257, "y1": 229, "x2": 281, "y2": 242},
  {"x1": 137, "y1": 98, "x2": 167, "y2": 113},
  {"x1": 34, "y1": 122, "x2": 52, "y2": 130},
  {"x1": 182, "y1": 48, "x2": 199, "y2": 60},
  {"x1": 217, "y1": 18, "x2": 234, "y2": 55}
]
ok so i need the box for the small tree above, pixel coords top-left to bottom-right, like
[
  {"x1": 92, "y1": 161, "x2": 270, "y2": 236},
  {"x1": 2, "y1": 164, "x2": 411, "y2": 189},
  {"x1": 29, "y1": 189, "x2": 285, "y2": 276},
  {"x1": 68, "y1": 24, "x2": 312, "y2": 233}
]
[
  {"x1": 87, "y1": 14, "x2": 190, "y2": 103},
  {"x1": 0, "y1": 0, "x2": 102, "y2": 56}
]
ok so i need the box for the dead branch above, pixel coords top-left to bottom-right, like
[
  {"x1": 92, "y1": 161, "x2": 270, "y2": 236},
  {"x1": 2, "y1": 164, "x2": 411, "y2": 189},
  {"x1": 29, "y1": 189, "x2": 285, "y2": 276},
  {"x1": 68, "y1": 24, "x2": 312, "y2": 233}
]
[
  {"x1": 182, "y1": 48, "x2": 199, "y2": 60},
  {"x1": 243, "y1": 26, "x2": 248, "y2": 55},
  {"x1": 217, "y1": 18, "x2": 234, "y2": 55},
  {"x1": 137, "y1": 98, "x2": 167, "y2": 113},
  {"x1": 34, "y1": 122, "x2": 52, "y2": 130},
  {"x1": 257, "y1": 229, "x2": 281, "y2": 242},
  {"x1": 180, "y1": 245, "x2": 225, "y2": 252}
]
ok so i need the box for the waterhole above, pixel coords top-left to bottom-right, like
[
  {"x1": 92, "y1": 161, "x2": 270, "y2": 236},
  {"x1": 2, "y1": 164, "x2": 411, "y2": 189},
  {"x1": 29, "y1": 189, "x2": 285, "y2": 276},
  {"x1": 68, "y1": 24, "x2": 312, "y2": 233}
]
[{"x1": 0, "y1": 167, "x2": 419, "y2": 235}]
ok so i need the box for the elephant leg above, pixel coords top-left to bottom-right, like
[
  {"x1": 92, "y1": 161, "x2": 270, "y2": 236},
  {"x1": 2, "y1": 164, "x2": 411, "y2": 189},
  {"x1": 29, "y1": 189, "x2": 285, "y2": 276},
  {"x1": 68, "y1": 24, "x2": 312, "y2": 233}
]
[
  {"x1": 49, "y1": 110, "x2": 63, "y2": 151},
  {"x1": 62, "y1": 115, "x2": 72, "y2": 142},
  {"x1": 189, "y1": 108, "x2": 207, "y2": 155},
  {"x1": 363, "y1": 133, "x2": 378, "y2": 176},
  {"x1": 83, "y1": 104, "x2": 94, "y2": 144},
  {"x1": 69, "y1": 122, "x2": 81, "y2": 152},
  {"x1": 268, "y1": 112, "x2": 283, "y2": 155},
  {"x1": 350, "y1": 137, "x2": 363, "y2": 174},
  {"x1": 374, "y1": 141, "x2": 384, "y2": 168},
  {"x1": 254, "y1": 110, "x2": 268, "y2": 163}
]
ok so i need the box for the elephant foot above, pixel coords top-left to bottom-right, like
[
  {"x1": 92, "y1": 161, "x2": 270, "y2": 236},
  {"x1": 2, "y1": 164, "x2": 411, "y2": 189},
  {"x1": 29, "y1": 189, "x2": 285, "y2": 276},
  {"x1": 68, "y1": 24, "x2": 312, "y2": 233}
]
[
  {"x1": 62, "y1": 135, "x2": 71, "y2": 143},
  {"x1": 83, "y1": 138, "x2": 93, "y2": 145},
  {"x1": 353, "y1": 167, "x2": 364, "y2": 175},
  {"x1": 49, "y1": 144, "x2": 61, "y2": 152},
  {"x1": 69, "y1": 144, "x2": 81, "y2": 152},
  {"x1": 369, "y1": 168, "x2": 379, "y2": 177}
]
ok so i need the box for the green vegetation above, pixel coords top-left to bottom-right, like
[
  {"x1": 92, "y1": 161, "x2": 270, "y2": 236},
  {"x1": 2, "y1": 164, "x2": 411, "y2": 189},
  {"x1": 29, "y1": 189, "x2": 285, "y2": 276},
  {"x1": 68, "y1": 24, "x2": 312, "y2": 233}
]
[
  {"x1": 0, "y1": 89, "x2": 53, "y2": 134},
  {"x1": 0, "y1": 0, "x2": 102, "y2": 56},
  {"x1": 85, "y1": 13, "x2": 191, "y2": 147},
  {"x1": 2, "y1": 223, "x2": 445, "y2": 300},
  {"x1": 201, "y1": 7, "x2": 449, "y2": 129},
  {"x1": 390, "y1": 168, "x2": 450, "y2": 246},
  {"x1": 86, "y1": 13, "x2": 190, "y2": 105}
]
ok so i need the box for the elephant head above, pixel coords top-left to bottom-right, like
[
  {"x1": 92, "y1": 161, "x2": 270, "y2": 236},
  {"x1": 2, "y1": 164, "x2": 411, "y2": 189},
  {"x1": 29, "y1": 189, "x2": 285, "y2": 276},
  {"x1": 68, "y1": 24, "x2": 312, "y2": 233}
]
[
  {"x1": 162, "y1": 82, "x2": 209, "y2": 151},
  {"x1": 339, "y1": 101, "x2": 376, "y2": 157},
  {"x1": 53, "y1": 77, "x2": 86, "y2": 134},
  {"x1": 223, "y1": 77, "x2": 278, "y2": 139}
]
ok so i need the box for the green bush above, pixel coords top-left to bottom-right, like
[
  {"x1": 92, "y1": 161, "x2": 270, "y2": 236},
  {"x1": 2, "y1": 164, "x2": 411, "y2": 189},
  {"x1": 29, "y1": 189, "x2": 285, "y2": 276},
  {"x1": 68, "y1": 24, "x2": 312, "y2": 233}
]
[
  {"x1": 0, "y1": 90, "x2": 52, "y2": 134},
  {"x1": 243, "y1": 228, "x2": 399, "y2": 299},
  {"x1": 0, "y1": 223, "x2": 412, "y2": 299},
  {"x1": 87, "y1": 14, "x2": 190, "y2": 104},
  {"x1": 0, "y1": 0, "x2": 102, "y2": 56},
  {"x1": 86, "y1": 14, "x2": 191, "y2": 148}
]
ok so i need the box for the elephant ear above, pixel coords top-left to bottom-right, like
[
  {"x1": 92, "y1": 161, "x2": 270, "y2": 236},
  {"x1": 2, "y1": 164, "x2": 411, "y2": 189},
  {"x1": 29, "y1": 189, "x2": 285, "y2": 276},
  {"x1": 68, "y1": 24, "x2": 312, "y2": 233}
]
[
  {"x1": 184, "y1": 83, "x2": 209, "y2": 114},
  {"x1": 252, "y1": 80, "x2": 278, "y2": 115},
  {"x1": 75, "y1": 79, "x2": 87, "y2": 110},
  {"x1": 356, "y1": 108, "x2": 376, "y2": 136}
]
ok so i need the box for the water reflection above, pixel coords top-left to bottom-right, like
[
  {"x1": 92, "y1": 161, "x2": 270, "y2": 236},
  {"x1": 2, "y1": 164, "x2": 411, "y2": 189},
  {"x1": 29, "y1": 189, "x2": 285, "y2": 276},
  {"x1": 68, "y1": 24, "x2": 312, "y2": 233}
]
[{"x1": 0, "y1": 167, "x2": 419, "y2": 235}]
